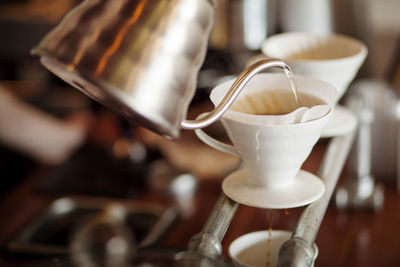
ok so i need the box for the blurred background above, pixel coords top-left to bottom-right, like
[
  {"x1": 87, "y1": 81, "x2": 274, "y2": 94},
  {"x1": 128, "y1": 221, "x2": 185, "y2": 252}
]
[{"x1": 0, "y1": 0, "x2": 399, "y2": 266}]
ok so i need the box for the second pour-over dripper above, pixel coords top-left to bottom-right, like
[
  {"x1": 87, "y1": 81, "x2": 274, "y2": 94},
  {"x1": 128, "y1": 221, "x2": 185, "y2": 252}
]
[{"x1": 261, "y1": 32, "x2": 367, "y2": 138}]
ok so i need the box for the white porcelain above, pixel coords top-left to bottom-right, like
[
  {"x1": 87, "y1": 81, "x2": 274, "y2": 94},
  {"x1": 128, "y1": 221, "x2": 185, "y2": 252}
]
[
  {"x1": 222, "y1": 168, "x2": 324, "y2": 209},
  {"x1": 321, "y1": 105, "x2": 357, "y2": 138},
  {"x1": 195, "y1": 73, "x2": 337, "y2": 188},
  {"x1": 229, "y1": 230, "x2": 318, "y2": 267},
  {"x1": 261, "y1": 32, "x2": 368, "y2": 99}
]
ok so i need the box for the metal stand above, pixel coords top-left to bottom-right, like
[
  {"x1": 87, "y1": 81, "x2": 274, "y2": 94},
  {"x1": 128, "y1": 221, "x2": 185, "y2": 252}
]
[{"x1": 187, "y1": 118, "x2": 357, "y2": 266}]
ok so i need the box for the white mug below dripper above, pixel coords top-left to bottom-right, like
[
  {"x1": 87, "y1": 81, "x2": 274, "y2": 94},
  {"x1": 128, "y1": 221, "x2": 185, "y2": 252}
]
[{"x1": 229, "y1": 230, "x2": 318, "y2": 267}]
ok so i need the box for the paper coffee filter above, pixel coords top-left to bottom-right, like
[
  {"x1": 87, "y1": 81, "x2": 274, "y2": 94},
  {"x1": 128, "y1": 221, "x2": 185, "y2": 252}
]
[
  {"x1": 230, "y1": 89, "x2": 299, "y2": 115},
  {"x1": 229, "y1": 89, "x2": 330, "y2": 125}
]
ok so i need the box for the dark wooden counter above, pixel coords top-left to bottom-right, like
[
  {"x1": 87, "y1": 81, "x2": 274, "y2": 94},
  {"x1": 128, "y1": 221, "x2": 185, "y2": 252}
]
[{"x1": 0, "y1": 143, "x2": 400, "y2": 267}]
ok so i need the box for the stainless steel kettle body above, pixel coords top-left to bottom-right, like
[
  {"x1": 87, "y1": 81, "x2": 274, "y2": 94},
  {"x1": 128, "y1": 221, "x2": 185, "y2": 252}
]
[{"x1": 32, "y1": 0, "x2": 215, "y2": 139}]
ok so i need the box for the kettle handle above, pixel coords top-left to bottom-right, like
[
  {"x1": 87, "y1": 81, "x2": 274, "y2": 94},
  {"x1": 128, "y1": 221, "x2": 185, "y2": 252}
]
[{"x1": 180, "y1": 58, "x2": 291, "y2": 130}]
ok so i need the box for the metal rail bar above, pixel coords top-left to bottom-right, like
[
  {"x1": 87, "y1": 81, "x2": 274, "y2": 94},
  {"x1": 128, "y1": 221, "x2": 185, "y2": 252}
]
[
  {"x1": 278, "y1": 128, "x2": 357, "y2": 267},
  {"x1": 187, "y1": 194, "x2": 239, "y2": 258}
]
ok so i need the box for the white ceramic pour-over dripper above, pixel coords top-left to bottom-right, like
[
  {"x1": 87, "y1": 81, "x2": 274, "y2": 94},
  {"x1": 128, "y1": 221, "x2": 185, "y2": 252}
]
[
  {"x1": 195, "y1": 73, "x2": 338, "y2": 208},
  {"x1": 261, "y1": 32, "x2": 368, "y2": 100},
  {"x1": 196, "y1": 73, "x2": 337, "y2": 187}
]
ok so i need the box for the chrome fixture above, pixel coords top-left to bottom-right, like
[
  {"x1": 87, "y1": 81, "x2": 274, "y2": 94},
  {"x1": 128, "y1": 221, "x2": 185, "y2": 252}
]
[{"x1": 334, "y1": 86, "x2": 385, "y2": 211}]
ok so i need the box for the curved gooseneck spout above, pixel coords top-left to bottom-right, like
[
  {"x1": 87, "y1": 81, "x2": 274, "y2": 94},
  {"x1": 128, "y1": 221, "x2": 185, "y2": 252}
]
[{"x1": 181, "y1": 58, "x2": 291, "y2": 130}]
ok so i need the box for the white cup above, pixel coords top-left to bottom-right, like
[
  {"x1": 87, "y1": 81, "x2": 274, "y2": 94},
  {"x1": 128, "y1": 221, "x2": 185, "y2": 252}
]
[
  {"x1": 229, "y1": 230, "x2": 318, "y2": 267},
  {"x1": 261, "y1": 32, "x2": 367, "y2": 99},
  {"x1": 195, "y1": 73, "x2": 337, "y2": 188}
]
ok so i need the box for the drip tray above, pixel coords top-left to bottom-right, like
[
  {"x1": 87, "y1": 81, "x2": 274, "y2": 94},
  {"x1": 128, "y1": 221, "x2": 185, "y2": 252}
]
[{"x1": 6, "y1": 197, "x2": 179, "y2": 256}]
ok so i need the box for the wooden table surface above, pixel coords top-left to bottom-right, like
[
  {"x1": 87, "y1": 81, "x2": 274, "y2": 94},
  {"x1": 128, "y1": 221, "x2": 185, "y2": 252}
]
[{"x1": 0, "y1": 142, "x2": 399, "y2": 267}]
